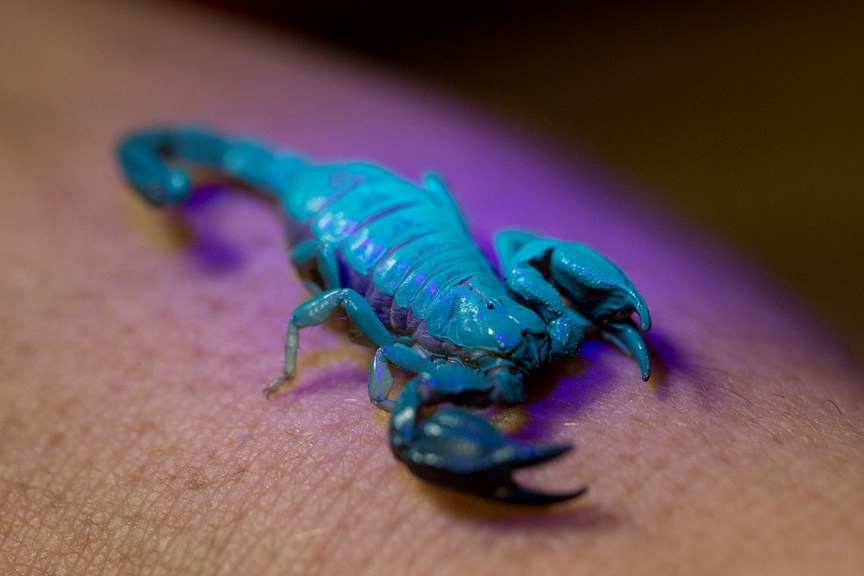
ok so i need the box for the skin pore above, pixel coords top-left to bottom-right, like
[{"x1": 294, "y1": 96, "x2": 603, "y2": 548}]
[{"x1": 2, "y1": 0, "x2": 863, "y2": 574}]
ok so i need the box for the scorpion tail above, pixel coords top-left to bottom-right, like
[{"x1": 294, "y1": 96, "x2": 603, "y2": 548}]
[
  {"x1": 116, "y1": 125, "x2": 304, "y2": 205},
  {"x1": 390, "y1": 378, "x2": 586, "y2": 505}
]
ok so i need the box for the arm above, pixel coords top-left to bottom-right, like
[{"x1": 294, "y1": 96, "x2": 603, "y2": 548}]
[{"x1": 1, "y1": 1, "x2": 862, "y2": 574}]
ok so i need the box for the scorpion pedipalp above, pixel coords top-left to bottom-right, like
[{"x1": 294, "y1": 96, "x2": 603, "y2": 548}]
[
  {"x1": 390, "y1": 374, "x2": 586, "y2": 505},
  {"x1": 496, "y1": 230, "x2": 652, "y2": 380}
]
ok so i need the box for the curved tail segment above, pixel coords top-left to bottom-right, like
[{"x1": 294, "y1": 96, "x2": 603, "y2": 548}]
[{"x1": 116, "y1": 126, "x2": 305, "y2": 205}]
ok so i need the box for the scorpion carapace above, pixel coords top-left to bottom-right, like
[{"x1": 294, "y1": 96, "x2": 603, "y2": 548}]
[{"x1": 117, "y1": 125, "x2": 652, "y2": 505}]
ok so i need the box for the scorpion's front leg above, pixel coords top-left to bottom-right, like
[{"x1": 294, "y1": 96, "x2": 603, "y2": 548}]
[
  {"x1": 265, "y1": 288, "x2": 396, "y2": 397},
  {"x1": 389, "y1": 364, "x2": 586, "y2": 505},
  {"x1": 496, "y1": 230, "x2": 652, "y2": 380}
]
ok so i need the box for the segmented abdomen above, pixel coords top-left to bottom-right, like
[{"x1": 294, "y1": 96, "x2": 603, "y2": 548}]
[{"x1": 282, "y1": 162, "x2": 500, "y2": 329}]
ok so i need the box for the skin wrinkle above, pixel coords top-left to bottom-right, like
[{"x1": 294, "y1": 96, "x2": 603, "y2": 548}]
[
  {"x1": 370, "y1": 496, "x2": 439, "y2": 575},
  {"x1": 24, "y1": 368, "x2": 255, "y2": 573},
  {"x1": 276, "y1": 456, "x2": 374, "y2": 571},
  {"x1": 1, "y1": 481, "x2": 33, "y2": 571},
  {"x1": 313, "y1": 483, "x2": 369, "y2": 571},
  {"x1": 186, "y1": 425, "x2": 304, "y2": 572},
  {"x1": 13, "y1": 477, "x2": 77, "y2": 573},
  {"x1": 73, "y1": 455, "x2": 148, "y2": 573},
  {"x1": 52, "y1": 476, "x2": 105, "y2": 575},
  {"x1": 130, "y1": 412, "x2": 257, "y2": 573},
  {"x1": 105, "y1": 410, "x2": 199, "y2": 570},
  {"x1": 240, "y1": 388, "x2": 384, "y2": 572}
]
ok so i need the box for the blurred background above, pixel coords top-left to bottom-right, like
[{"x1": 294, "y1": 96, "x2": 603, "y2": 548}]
[{"x1": 184, "y1": 0, "x2": 862, "y2": 354}]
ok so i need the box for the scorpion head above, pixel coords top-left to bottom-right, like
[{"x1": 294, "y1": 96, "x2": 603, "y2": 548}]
[{"x1": 430, "y1": 282, "x2": 553, "y2": 373}]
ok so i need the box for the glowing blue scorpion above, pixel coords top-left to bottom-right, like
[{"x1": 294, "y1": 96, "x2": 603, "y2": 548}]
[{"x1": 118, "y1": 126, "x2": 651, "y2": 505}]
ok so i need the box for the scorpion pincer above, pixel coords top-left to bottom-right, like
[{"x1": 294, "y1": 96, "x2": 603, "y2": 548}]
[{"x1": 117, "y1": 125, "x2": 652, "y2": 505}]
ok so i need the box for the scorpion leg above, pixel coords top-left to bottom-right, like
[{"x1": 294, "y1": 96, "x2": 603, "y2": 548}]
[
  {"x1": 390, "y1": 365, "x2": 586, "y2": 505},
  {"x1": 421, "y1": 172, "x2": 469, "y2": 231},
  {"x1": 290, "y1": 239, "x2": 341, "y2": 294},
  {"x1": 369, "y1": 343, "x2": 435, "y2": 411},
  {"x1": 496, "y1": 230, "x2": 652, "y2": 380},
  {"x1": 264, "y1": 288, "x2": 396, "y2": 397}
]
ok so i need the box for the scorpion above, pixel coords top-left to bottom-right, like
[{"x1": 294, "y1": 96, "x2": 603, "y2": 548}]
[{"x1": 117, "y1": 125, "x2": 652, "y2": 505}]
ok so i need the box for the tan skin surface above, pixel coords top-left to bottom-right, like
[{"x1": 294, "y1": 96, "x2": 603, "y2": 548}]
[{"x1": 2, "y1": 0, "x2": 863, "y2": 574}]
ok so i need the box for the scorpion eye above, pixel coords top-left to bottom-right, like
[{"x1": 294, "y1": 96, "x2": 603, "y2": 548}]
[{"x1": 486, "y1": 302, "x2": 495, "y2": 310}]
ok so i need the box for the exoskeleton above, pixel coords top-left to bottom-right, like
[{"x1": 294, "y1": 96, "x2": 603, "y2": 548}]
[{"x1": 118, "y1": 126, "x2": 651, "y2": 504}]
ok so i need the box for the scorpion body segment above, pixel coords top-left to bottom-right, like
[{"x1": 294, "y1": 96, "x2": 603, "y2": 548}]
[
  {"x1": 118, "y1": 125, "x2": 652, "y2": 505},
  {"x1": 286, "y1": 163, "x2": 518, "y2": 354}
]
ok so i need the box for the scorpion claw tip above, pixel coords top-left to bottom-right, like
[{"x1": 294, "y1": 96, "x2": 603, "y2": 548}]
[
  {"x1": 638, "y1": 305, "x2": 652, "y2": 332},
  {"x1": 639, "y1": 354, "x2": 652, "y2": 382}
]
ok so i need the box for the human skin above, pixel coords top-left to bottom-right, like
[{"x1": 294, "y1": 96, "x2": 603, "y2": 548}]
[{"x1": 1, "y1": 0, "x2": 863, "y2": 574}]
